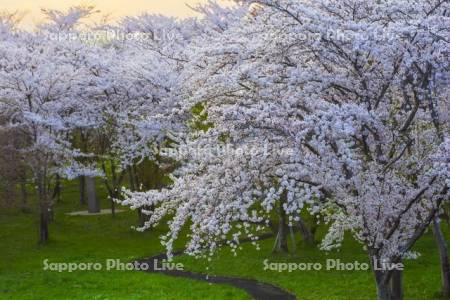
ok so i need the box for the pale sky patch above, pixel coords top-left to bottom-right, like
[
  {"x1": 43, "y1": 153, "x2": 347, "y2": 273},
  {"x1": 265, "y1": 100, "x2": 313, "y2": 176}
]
[{"x1": 1, "y1": 0, "x2": 231, "y2": 29}]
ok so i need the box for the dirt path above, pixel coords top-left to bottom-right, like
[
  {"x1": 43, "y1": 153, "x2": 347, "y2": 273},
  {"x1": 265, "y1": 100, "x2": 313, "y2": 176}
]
[{"x1": 137, "y1": 233, "x2": 296, "y2": 300}]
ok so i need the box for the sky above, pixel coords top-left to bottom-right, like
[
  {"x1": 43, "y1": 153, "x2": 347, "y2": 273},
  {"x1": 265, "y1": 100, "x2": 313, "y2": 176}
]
[{"x1": 1, "y1": 0, "x2": 229, "y2": 29}]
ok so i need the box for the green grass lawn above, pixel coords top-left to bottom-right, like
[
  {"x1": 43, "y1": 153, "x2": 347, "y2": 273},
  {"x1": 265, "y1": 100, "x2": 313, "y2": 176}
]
[
  {"x1": 175, "y1": 231, "x2": 448, "y2": 300},
  {"x1": 0, "y1": 180, "x2": 448, "y2": 299},
  {"x1": 0, "y1": 182, "x2": 248, "y2": 300}
]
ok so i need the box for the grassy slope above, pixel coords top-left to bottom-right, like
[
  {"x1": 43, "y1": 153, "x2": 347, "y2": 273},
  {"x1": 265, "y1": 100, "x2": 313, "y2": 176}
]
[
  {"x1": 0, "y1": 180, "x2": 448, "y2": 299},
  {"x1": 175, "y1": 227, "x2": 449, "y2": 300},
  {"x1": 0, "y1": 182, "x2": 248, "y2": 300}
]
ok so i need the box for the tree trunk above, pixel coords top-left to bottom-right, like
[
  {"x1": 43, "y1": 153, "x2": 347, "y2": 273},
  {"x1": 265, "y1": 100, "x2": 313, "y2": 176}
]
[
  {"x1": 106, "y1": 161, "x2": 124, "y2": 217},
  {"x1": 137, "y1": 208, "x2": 144, "y2": 227},
  {"x1": 389, "y1": 263, "x2": 403, "y2": 300},
  {"x1": 372, "y1": 261, "x2": 403, "y2": 300},
  {"x1": 36, "y1": 171, "x2": 50, "y2": 244},
  {"x1": 128, "y1": 166, "x2": 143, "y2": 225},
  {"x1": 48, "y1": 205, "x2": 54, "y2": 223},
  {"x1": 433, "y1": 218, "x2": 450, "y2": 297},
  {"x1": 137, "y1": 205, "x2": 154, "y2": 227},
  {"x1": 273, "y1": 195, "x2": 289, "y2": 253},
  {"x1": 376, "y1": 279, "x2": 391, "y2": 300},
  {"x1": 297, "y1": 215, "x2": 315, "y2": 245},
  {"x1": 79, "y1": 175, "x2": 86, "y2": 205},
  {"x1": 20, "y1": 180, "x2": 28, "y2": 212},
  {"x1": 86, "y1": 177, "x2": 100, "y2": 213},
  {"x1": 374, "y1": 270, "x2": 392, "y2": 300},
  {"x1": 3, "y1": 183, "x2": 15, "y2": 206},
  {"x1": 289, "y1": 225, "x2": 297, "y2": 253},
  {"x1": 111, "y1": 196, "x2": 116, "y2": 217},
  {"x1": 128, "y1": 166, "x2": 136, "y2": 191},
  {"x1": 39, "y1": 205, "x2": 49, "y2": 244},
  {"x1": 53, "y1": 175, "x2": 61, "y2": 203},
  {"x1": 138, "y1": 206, "x2": 148, "y2": 227}
]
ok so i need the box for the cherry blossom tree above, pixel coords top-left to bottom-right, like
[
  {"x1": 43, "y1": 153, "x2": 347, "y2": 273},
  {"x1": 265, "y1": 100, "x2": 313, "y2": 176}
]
[
  {"x1": 0, "y1": 8, "x2": 101, "y2": 242},
  {"x1": 0, "y1": 1, "x2": 447, "y2": 298},
  {"x1": 122, "y1": 1, "x2": 449, "y2": 299}
]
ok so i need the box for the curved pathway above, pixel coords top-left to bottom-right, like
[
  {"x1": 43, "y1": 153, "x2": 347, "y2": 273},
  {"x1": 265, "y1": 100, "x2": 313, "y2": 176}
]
[{"x1": 136, "y1": 233, "x2": 296, "y2": 300}]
